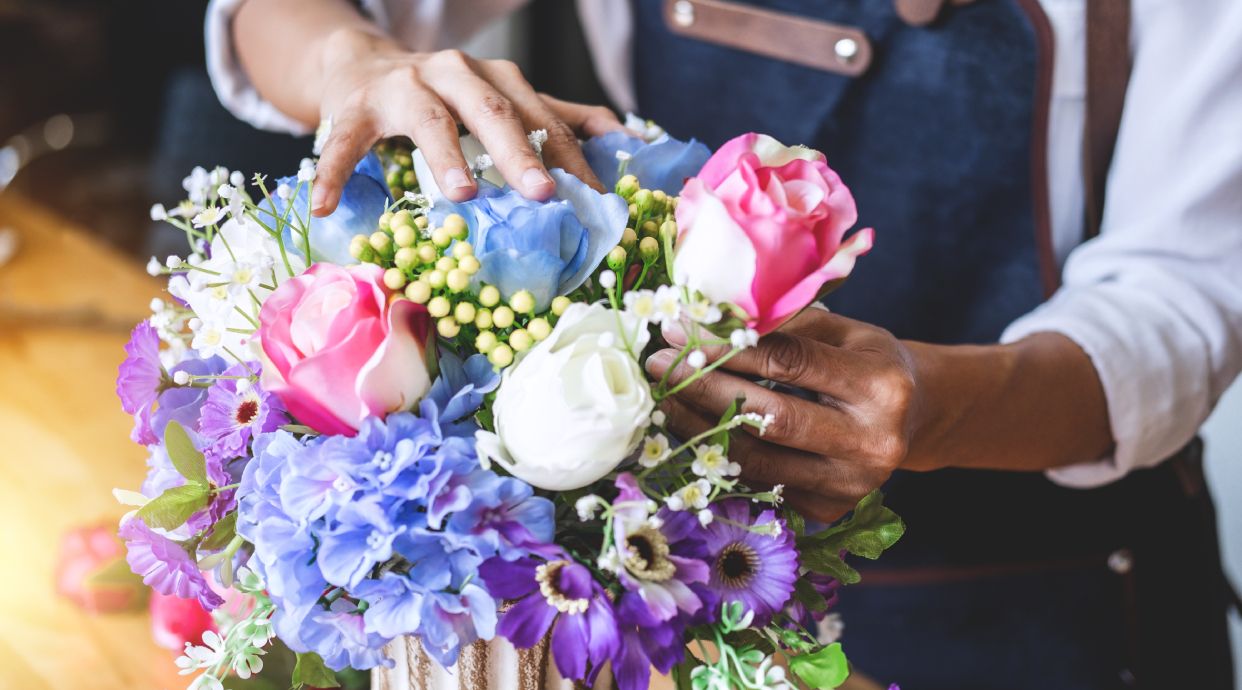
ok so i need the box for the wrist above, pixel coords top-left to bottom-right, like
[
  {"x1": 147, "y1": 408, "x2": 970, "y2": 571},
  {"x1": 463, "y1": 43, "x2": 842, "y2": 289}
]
[{"x1": 313, "y1": 26, "x2": 404, "y2": 114}]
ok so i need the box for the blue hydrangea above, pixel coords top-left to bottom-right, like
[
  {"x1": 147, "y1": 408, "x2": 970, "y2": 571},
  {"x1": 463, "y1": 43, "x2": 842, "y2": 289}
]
[
  {"x1": 583, "y1": 131, "x2": 711, "y2": 195},
  {"x1": 236, "y1": 360, "x2": 552, "y2": 670}
]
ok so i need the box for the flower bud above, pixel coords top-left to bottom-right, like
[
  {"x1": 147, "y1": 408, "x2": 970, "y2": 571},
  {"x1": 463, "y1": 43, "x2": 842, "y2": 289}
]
[
  {"x1": 387, "y1": 170, "x2": 402, "y2": 189},
  {"x1": 414, "y1": 215, "x2": 430, "y2": 229},
  {"x1": 510, "y1": 328, "x2": 534, "y2": 352},
  {"x1": 394, "y1": 247, "x2": 419, "y2": 270},
  {"x1": 652, "y1": 189, "x2": 669, "y2": 211},
  {"x1": 606, "y1": 246, "x2": 629, "y2": 273},
  {"x1": 479, "y1": 284, "x2": 501, "y2": 307},
  {"x1": 379, "y1": 211, "x2": 395, "y2": 231},
  {"x1": 435, "y1": 256, "x2": 457, "y2": 272},
  {"x1": 489, "y1": 343, "x2": 515, "y2": 368},
  {"x1": 617, "y1": 174, "x2": 639, "y2": 199},
  {"x1": 628, "y1": 203, "x2": 639, "y2": 221},
  {"x1": 621, "y1": 228, "x2": 638, "y2": 250},
  {"x1": 405, "y1": 280, "x2": 432, "y2": 304},
  {"x1": 475, "y1": 330, "x2": 499, "y2": 353},
  {"x1": 417, "y1": 243, "x2": 438, "y2": 264},
  {"x1": 431, "y1": 227, "x2": 453, "y2": 248},
  {"x1": 428, "y1": 296, "x2": 451, "y2": 318},
  {"x1": 446, "y1": 269, "x2": 470, "y2": 293},
  {"x1": 383, "y1": 268, "x2": 407, "y2": 291},
  {"x1": 527, "y1": 317, "x2": 552, "y2": 341},
  {"x1": 475, "y1": 308, "x2": 494, "y2": 330},
  {"x1": 390, "y1": 210, "x2": 412, "y2": 229},
  {"x1": 641, "y1": 220, "x2": 659, "y2": 238},
  {"x1": 451, "y1": 241, "x2": 474, "y2": 259},
  {"x1": 458, "y1": 255, "x2": 481, "y2": 274},
  {"x1": 443, "y1": 213, "x2": 469, "y2": 240},
  {"x1": 639, "y1": 236, "x2": 660, "y2": 262},
  {"x1": 492, "y1": 305, "x2": 516, "y2": 329},
  {"x1": 369, "y1": 231, "x2": 392, "y2": 253},
  {"x1": 660, "y1": 219, "x2": 678, "y2": 242},
  {"x1": 551, "y1": 296, "x2": 572, "y2": 316},
  {"x1": 402, "y1": 170, "x2": 418, "y2": 189},
  {"x1": 599, "y1": 270, "x2": 617, "y2": 290},
  {"x1": 393, "y1": 224, "x2": 418, "y2": 248},
  {"x1": 349, "y1": 235, "x2": 369, "y2": 260},
  {"x1": 437, "y1": 317, "x2": 461, "y2": 338},
  {"x1": 510, "y1": 290, "x2": 536, "y2": 314},
  {"x1": 633, "y1": 189, "x2": 654, "y2": 214}
]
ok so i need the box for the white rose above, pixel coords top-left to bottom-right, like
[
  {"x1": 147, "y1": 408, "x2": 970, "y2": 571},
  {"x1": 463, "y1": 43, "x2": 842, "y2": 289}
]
[{"x1": 476, "y1": 303, "x2": 654, "y2": 490}]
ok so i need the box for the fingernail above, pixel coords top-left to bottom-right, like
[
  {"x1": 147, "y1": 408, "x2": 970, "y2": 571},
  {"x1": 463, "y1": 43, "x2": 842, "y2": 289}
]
[
  {"x1": 445, "y1": 167, "x2": 473, "y2": 190},
  {"x1": 310, "y1": 186, "x2": 328, "y2": 215},
  {"x1": 521, "y1": 167, "x2": 554, "y2": 193},
  {"x1": 645, "y1": 349, "x2": 675, "y2": 375},
  {"x1": 662, "y1": 321, "x2": 688, "y2": 346}
]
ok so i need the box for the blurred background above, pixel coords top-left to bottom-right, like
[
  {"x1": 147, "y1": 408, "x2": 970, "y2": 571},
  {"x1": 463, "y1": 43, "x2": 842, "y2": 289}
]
[{"x1": 0, "y1": 1, "x2": 1237, "y2": 688}]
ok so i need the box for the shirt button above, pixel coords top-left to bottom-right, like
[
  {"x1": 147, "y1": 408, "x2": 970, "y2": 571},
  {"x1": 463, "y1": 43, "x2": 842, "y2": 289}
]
[
  {"x1": 672, "y1": 0, "x2": 695, "y2": 27},
  {"x1": 834, "y1": 38, "x2": 860, "y2": 63}
]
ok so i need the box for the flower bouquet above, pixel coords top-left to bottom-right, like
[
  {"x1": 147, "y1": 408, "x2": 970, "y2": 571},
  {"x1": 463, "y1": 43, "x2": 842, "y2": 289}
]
[{"x1": 115, "y1": 119, "x2": 902, "y2": 690}]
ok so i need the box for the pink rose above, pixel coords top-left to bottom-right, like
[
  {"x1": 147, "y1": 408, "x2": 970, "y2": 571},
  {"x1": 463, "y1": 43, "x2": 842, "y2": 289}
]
[
  {"x1": 258, "y1": 263, "x2": 432, "y2": 436},
  {"x1": 150, "y1": 588, "x2": 253, "y2": 650},
  {"x1": 673, "y1": 133, "x2": 874, "y2": 334}
]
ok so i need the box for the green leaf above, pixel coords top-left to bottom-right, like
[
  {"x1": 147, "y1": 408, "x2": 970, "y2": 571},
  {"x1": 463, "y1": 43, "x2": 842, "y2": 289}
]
[
  {"x1": 200, "y1": 511, "x2": 238, "y2": 551},
  {"x1": 292, "y1": 652, "x2": 341, "y2": 689},
  {"x1": 165, "y1": 420, "x2": 208, "y2": 485},
  {"x1": 792, "y1": 577, "x2": 828, "y2": 613},
  {"x1": 790, "y1": 643, "x2": 850, "y2": 689},
  {"x1": 798, "y1": 547, "x2": 861, "y2": 585},
  {"x1": 784, "y1": 507, "x2": 807, "y2": 537},
  {"x1": 136, "y1": 483, "x2": 210, "y2": 531},
  {"x1": 712, "y1": 396, "x2": 743, "y2": 451},
  {"x1": 807, "y1": 490, "x2": 905, "y2": 560},
  {"x1": 279, "y1": 424, "x2": 320, "y2": 437}
]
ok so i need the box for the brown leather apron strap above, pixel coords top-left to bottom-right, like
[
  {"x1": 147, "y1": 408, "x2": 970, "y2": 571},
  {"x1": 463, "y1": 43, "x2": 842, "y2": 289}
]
[{"x1": 1084, "y1": 0, "x2": 1132, "y2": 240}]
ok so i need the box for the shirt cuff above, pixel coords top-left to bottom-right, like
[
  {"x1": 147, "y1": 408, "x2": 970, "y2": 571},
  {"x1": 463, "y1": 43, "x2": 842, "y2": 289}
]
[
  {"x1": 1001, "y1": 284, "x2": 1209, "y2": 489},
  {"x1": 205, "y1": 0, "x2": 315, "y2": 135}
]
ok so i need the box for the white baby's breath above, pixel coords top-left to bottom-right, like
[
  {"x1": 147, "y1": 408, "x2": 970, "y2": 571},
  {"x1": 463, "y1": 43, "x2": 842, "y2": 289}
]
[{"x1": 638, "y1": 433, "x2": 670, "y2": 468}]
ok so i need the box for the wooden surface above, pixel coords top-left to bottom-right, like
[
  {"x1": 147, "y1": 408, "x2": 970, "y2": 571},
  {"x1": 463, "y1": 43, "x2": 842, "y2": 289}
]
[
  {"x1": 0, "y1": 194, "x2": 884, "y2": 690},
  {"x1": 0, "y1": 194, "x2": 181, "y2": 690}
]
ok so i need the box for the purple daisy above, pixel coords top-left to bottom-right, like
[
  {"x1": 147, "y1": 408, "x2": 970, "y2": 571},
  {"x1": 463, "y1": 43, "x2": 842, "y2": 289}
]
[
  {"x1": 198, "y1": 362, "x2": 288, "y2": 461},
  {"x1": 119, "y1": 517, "x2": 224, "y2": 610},
  {"x1": 702, "y1": 499, "x2": 799, "y2": 624},
  {"x1": 116, "y1": 321, "x2": 164, "y2": 445},
  {"x1": 480, "y1": 551, "x2": 618, "y2": 684}
]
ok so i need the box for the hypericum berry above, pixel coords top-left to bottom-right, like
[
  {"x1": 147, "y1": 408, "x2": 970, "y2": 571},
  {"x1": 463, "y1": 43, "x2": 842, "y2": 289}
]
[
  {"x1": 509, "y1": 328, "x2": 534, "y2": 352},
  {"x1": 458, "y1": 255, "x2": 481, "y2": 274},
  {"x1": 443, "y1": 213, "x2": 469, "y2": 240},
  {"x1": 417, "y1": 243, "x2": 438, "y2": 264},
  {"x1": 451, "y1": 241, "x2": 474, "y2": 259},
  {"x1": 489, "y1": 343, "x2": 514, "y2": 368},
  {"x1": 479, "y1": 284, "x2": 501, "y2": 308},
  {"x1": 510, "y1": 290, "x2": 536, "y2": 314},
  {"x1": 551, "y1": 296, "x2": 572, "y2": 316},
  {"x1": 446, "y1": 268, "x2": 470, "y2": 293},
  {"x1": 425, "y1": 269, "x2": 447, "y2": 289},
  {"x1": 492, "y1": 305, "x2": 516, "y2": 329},
  {"x1": 383, "y1": 268, "x2": 407, "y2": 290},
  {"x1": 475, "y1": 330, "x2": 499, "y2": 353},
  {"x1": 404, "y1": 280, "x2": 432, "y2": 304},
  {"x1": 474, "y1": 308, "x2": 494, "y2": 329},
  {"x1": 393, "y1": 224, "x2": 418, "y2": 248},
  {"x1": 437, "y1": 317, "x2": 461, "y2": 338},
  {"x1": 527, "y1": 317, "x2": 552, "y2": 341},
  {"x1": 427, "y1": 296, "x2": 451, "y2": 318},
  {"x1": 453, "y1": 301, "x2": 477, "y2": 324}
]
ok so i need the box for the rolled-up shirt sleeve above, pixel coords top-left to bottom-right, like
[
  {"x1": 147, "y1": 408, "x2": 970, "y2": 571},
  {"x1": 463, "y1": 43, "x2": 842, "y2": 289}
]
[
  {"x1": 1003, "y1": 0, "x2": 1242, "y2": 487},
  {"x1": 204, "y1": 0, "x2": 527, "y2": 134}
]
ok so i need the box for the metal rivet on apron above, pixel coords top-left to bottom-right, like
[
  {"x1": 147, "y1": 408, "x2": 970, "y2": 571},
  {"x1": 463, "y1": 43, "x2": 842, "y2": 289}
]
[
  {"x1": 834, "y1": 38, "x2": 860, "y2": 63},
  {"x1": 1107, "y1": 549, "x2": 1134, "y2": 575},
  {"x1": 672, "y1": 0, "x2": 695, "y2": 27}
]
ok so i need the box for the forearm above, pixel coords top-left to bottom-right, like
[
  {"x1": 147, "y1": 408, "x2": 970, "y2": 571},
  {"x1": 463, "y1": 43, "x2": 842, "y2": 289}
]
[
  {"x1": 233, "y1": 0, "x2": 389, "y2": 127},
  {"x1": 907, "y1": 333, "x2": 1114, "y2": 472}
]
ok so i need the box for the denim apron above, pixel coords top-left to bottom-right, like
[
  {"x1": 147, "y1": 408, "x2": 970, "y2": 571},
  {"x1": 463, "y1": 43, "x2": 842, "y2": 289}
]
[{"x1": 631, "y1": 1, "x2": 1234, "y2": 687}]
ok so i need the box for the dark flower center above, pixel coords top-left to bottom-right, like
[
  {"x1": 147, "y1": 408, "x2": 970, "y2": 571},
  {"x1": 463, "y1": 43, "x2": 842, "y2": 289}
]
[
  {"x1": 625, "y1": 526, "x2": 676, "y2": 582},
  {"x1": 234, "y1": 399, "x2": 259, "y2": 426},
  {"x1": 535, "y1": 560, "x2": 589, "y2": 615},
  {"x1": 715, "y1": 542, "x2": 759, "y2": 589}
]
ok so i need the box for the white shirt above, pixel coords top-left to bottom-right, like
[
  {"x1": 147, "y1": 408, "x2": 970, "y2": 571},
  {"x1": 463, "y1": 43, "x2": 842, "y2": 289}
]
[{"x1": 205, "y1": 0, "x2": 1242, "y2": 487}]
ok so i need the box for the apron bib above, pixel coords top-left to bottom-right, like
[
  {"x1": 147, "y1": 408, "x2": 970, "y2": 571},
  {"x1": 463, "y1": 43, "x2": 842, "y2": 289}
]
[{"x1": 630, "y1": 1, "x2": 1234, "y2": 687}]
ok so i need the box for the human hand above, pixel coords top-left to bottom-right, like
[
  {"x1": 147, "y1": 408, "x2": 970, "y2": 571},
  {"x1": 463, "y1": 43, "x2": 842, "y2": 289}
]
[
  {"x1": 645, "y1": 308, "x2": 927, "y2": 522},
  {"x1": 310, "y1": 28, "x2": 627, "y2": 215}
]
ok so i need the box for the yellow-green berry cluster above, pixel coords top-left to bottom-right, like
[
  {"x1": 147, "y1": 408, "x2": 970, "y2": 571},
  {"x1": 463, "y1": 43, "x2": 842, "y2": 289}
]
[
  {"x1": 374, "y1": 141, "x2": 419, "y2": 198},
  {"x1": 349, "y1": 210, "x2": 570, "y2": 369},
  {"x1": 602, "y1": 174, "x2": 678, "y2": 292}
]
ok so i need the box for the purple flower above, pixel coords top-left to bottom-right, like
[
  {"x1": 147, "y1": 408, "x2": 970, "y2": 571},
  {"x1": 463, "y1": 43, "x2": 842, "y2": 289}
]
[
  {"x1": 149, "y1": 355, "x2": 228, "y2": 443},
  {"x1": 784, "y1": 571, "x2": 840, "y2": 629},
  {"x1": 299, "y1": 598, "x2": 394, "y2": 671},
  {"x1": 481, "y1": 552, "x2": 618, "y2": 684},
  {"x1": 119, "y1": 518, "x2": 224, "y2": 610},
  {"x1": 611, "y1": 474, "x2": 710, "y2": 622},
  {"x1": 117, "y1": 321, "x2": 164, "y2": 445},
  {"x1": 198, "y1": 363, "x2": 287, "y2": 461},
  {"x1": 447, "y1": 473, "x2": 555, "y2": 560},
  {"x1": 702, "y1": 499, "x2": 798, "y2": 625},
  {"x1": 417, "y1": 584, "x2": 498, "y2": 667}
]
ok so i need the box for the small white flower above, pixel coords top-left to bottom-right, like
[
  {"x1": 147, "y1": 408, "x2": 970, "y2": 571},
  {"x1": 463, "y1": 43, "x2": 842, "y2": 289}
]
[
  {"x1": 191, "y1": 207, "x2": 224, "y2": 228},
  {"x1": 638, "y1": 434, "x2": 670, "y2": 468},
  {"x1": 146, "y1": 257, "x2": 162, "y2": 276},
  {"x1": 687, "y1": 350, "x2": 707, "y2": 369},
  {"x1": 650, "y1": 285, "x2": 682, "y2": 324},
  {"x1": 665, "y1": 479, "x2": 712, "y2": 512},
  {"x1": 527, "y1": 128, "x2": 548, "y2": 154},
  {"x1": 276, "y1": 183, "x2": 293, "y2": 200},
  {"x1": 737, "y1": 411, "x2": 775, "y2": 435},
  {"x1": 598, "y1": 269, "x2": 617, "y2": 290},
  {"x1": 149, "y1": 203, "x2": 167, "y2": 221},
  {"x1": 651, "y1": 410, "x2": 666, "y2": 427},
  {"x1": 645, "y1": 514, "x2": 664, "y2": 530},
  {"x1": 685, "y1": 298, "x2": 722, "y2": 324},
  {"x1": 297, "y1": 159, "x2": 316, "y2": 183},
  {"x1": 575, "y1": 494, "x2": 605, "y2": 521},
  {"x1": 691, "y1": 443, "x2": 741, "y2": 482},
  {"x1": 615, "y1": 150, "x2": 632, "y2": 162},
  {"x1": 233, "y1": 651, "x2": 264, "y2": 679},
  {"x1": 235, "y1": 377, "x2": 251, "y2": 393},
  {"x1": 744, "y1": 328, "x2": 760, "y2": 347},
  {"x1": 473, "y1": 153, "x2": 494, "y2": 172},
  {"x1": 208, "y1": 166, "x2": 230, "y2": 188},
  {"x1": 229, "y1": 170, "x2": 245, "y2": 187},
  {"x1": 172, "y1": 370, "x2": 191, "y2": 385},
  {"x1": 216, "y1": 183, "x2": 234, "y2": 200},
  {"x1": 188, "y1": 675, "x2": 224, "y2": 690},
  {"x1": 697, "y1": 508, "x2": 714, "y2": 527},
  {"x1": 622, "y1": 289, "x2": 656, "y2": 321},
  {"x1": 165, "y1": 255, "x2": 181, "y2": 269},
  {"x1": 771, "y1": 484, "x2": 784, "y2": 504},
  {"x1": 597, "y1": 546, "x2": 623, "y2": 573},
  {"x1": 730, "y1": 329, "x2": 749, "y2": 349}
]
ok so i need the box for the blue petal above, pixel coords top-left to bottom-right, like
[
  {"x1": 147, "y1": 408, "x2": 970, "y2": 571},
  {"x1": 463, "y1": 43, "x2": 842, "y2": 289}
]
[
  {"x1": 583, "y1": 131, "x2": 645, "y2": 191},
  {"x1": 627, "y1": 136, "x2": 711, "y2": 195},
  {"x1": 549, "y1": 168, "x2": 628, "y2": 296},
  {"x1": 476, "y1": 248, "x2": 566, "y2": 312}
]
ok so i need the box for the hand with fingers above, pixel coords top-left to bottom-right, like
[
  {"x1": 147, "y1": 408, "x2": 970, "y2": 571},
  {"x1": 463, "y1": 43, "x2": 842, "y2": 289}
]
[
  {"x1": 307, "y1": 28, "x2": 628, "y2": 216},
  {"x1": 646, "y1": 308, "x2": 924, "y2": 523}
]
